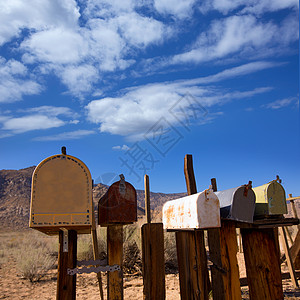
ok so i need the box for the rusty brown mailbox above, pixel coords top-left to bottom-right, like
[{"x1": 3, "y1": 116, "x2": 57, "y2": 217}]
[
  {"x1": 29, "y1": 152, "x2": 94, "y2": 235},
  {"x1": 98, "y1": 175, "x2": 137, "y2": 225}
]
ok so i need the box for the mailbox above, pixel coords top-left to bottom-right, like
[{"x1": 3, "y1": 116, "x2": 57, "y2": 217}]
[
  {"x1": 162, "y1": 188, "x2": 220, "y2": 230},
  {"x1": 253, "y1": 180, "x2": 287, "y2": 216},
  {"x1": 29, "y1": 153, "x2": 93, "y2": 235},
  {"x1": 215, "y1": 184, "x2": 256, "y2": 223},
  {"x1": 98, "y1": 175, "x2": 137, "y2": 225}
]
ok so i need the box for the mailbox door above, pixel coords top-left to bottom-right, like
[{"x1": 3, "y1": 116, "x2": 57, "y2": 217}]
[
  {"x1": 29, "y1": 154, "x2": 93, "y2": 235},
  {"x1": 162, "y1": 189, "x2": 220, "y2": 230},
  {"x1": 98, "y1": 180, "x2": 137, "y2": 225},
  {"x1": 216, "y1": 186, "x2": 256, "y2": 223},
  {"x1": 267, "y1": 181, "x2": 287, "y2": 215},
  {"x1": 253, "y1": 181, "x2": 287, "y2": 216}
]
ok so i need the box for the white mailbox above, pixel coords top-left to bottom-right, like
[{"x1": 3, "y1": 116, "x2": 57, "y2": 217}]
[{"x1": 162, "y1": 188, "x2": 220, "y2": 230}]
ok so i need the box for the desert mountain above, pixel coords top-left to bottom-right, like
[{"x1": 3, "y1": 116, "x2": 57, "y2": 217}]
[{"x1": 0, "y1": 167, "x2": 185, "y2": 229}]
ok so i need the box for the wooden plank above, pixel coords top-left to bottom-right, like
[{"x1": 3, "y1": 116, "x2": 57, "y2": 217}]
[
  {"x1": 241, "y1": 228, "x2": 284, "y2": 300},
  {"x1": 236, "y1": 217, "x2": 299, "y2": 229},
  {"x1": 107, "y1": 225, "x2": 123, "y2": 300},
  {"x1": 175, "y1": 154, "x2": 210, "y2": 300},
  {"x1": 176, "y1": 231, "x2": 209, "y2": 300},
  {"x1": 142, "y1": 223, "x2": 165, "y2": 300},
  {"x1": 208, "y1": 178, "x2": 241, "y2": 300},
  {"x1": 145, "y1": 175, "x2": 151, "y2": 224},
  {"x1": 91, "y1": 228, "x2": 104, "y2": 300},
  {"x1": 278, "y1": 227, "x2": 299, "y2": 288},
  {"x1": 57, "y1": 230, "x2": 77, "y2": 300},
  {"x1": 142, "y1": 174, "x2": 165, "y2": 300},
  {"x1": 240, "y1": 271, "x2": 300, "y2": 287}
]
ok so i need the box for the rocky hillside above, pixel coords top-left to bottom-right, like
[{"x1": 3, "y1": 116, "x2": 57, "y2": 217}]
[{"x1": 0, "y1": 167, "x2": 185, "y2": 229}]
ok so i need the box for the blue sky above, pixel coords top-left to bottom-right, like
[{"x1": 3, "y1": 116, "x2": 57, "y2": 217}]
[{"x1": 0, "y1": 0, "x2": 299, "y2": 196}]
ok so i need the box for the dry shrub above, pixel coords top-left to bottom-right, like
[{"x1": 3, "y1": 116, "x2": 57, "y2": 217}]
[
  {"x1": 164, "y1": 231, "x2": 178, "y2": 273},
  {"x1": 77, "y1": 228, "x2": 106, "y2": 261},
  {"x1": 15, "y1": 238, "x2": 56, "y2": 282},
  {"x1": 123, "y1": 239, "x2": 142, "y2": 274}
]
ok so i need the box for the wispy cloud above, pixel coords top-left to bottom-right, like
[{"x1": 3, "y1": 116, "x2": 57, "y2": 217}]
[
  {"x1": 172, "y1": 14, "x2": 298, "y2": 65},
  {"x1": 33, "y1": 130, "x2": 96, "y2": 141},
  {"x1": 0, "y1": 105, "x2": 79, "y2": 135},
  {"x1": 263, "y1": 97, "x2": 299, "y2": 109},
  {"x1": 86, "y1": 63, "x2": 274, "y2": 140},
  {"x1": 112, "y1": 144, "x2": 130, "y2": 151},
  {"x1": 199, "y1": 0, "x2": 299, "y2": 15},
  {"x1": 2, "y1": 115, "x2": 65, "y2": 133},
  {"x1": 0, "y1": 57, "x2": 42, "y2": 103}
]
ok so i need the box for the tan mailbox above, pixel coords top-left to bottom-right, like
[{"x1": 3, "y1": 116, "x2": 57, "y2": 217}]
[
  {"x1": 253, "y1": 180, "x2": 287, "y2": 216},
  {"x1": 29, "y1": 153, "x2": 93, "y2": 235}
]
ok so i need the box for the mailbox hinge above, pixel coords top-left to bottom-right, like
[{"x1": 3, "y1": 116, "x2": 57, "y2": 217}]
[
  {"x1": 61, "y1": 228, "x2": 68, "y2": 252},
  {"x1": 67, "y1": 264, "x2": 120, "y2": 275}
]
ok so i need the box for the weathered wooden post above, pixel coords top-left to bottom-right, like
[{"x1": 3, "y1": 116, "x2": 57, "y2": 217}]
[
  {"x1": 141, "y1": 174, "x2": 165, "y2": 300},
  {"x1": 163, "y1": 155, "x2": 220, "y2": 300},
  {"x1": 98, "y1": 175, "x2": 137, "y2": 300},
  {"x1": 29, "y1": 147, "x2": 94, "y2": 300},
  {"x1": 239, "y1": 177, "x2": 290, "y2": 299},
  {"x1": 207, "y1": 178, "x2": 255, "y2": 299}
]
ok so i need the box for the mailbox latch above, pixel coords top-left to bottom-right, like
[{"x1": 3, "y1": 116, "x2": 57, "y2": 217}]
[{"x1": 119, "y1": 174, "x2": 126, "y2": 195}]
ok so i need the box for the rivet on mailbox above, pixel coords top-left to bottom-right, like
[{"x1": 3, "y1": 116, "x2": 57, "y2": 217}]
[
  {"x1": 29, "y1": 151, "x2": 94, "y2": 235},
  {"x1": 214, "y1": 182, "x2": 256, "y2": 223},
  {"x1": 98, "y1": 174, "x2": 137, "y2": 226},
  {"x1": 162, "y1": 187, "x2": 220, "y2": 230},
  {"x1": 253, "y1": 176, "x2": 287, "y2": 216}
]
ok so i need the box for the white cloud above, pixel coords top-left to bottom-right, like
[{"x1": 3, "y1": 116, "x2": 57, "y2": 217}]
[
  {"x1": 199, "y1": 0, "x2": 299, "y2": 15},
  {"x1": 33, "y1": 130, "x2": 96, "y2": 141},
  {"x1": 0, "y1": 57, "x2": 42, "y2": 103},
  {"x1": 19, "y1": 106, "x2": 77, "y2": 118},
  {"x1": 2, "y1": 115, "x2": 65, "y2": 133},
  {"x1": 172, "y1": 14, "x2": 298, "y2": 64},
  {"x1": 178, "y1": 61, "x2": 283, "y2": 85},
  {"x1": 112, "y1": 144, "x2": 130, "y2": 151},
  {"x1": 0, "y1": 105, "x2": 79, "y2": 135},
  {"x1": 21, "y1": 27, "x2": 87, "y2": 65},
  {"x1": 86, "y1": 64, "x2": 274, "y2": 140},
  {"x1": 264, "y1": 97, "x2": 299, "y2": 109},
  {"x1": 154, "y1": 0, "x2": 196, "y2": 19},
  {"x1": 0, "y1": 0, "x2": 80, "y2": 46},
  {"x1": 116, "y1": 13, "x2": 169, "y2": 48}
]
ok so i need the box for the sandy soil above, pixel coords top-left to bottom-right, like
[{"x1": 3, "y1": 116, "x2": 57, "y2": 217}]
[{"x1": 1, "y1": 254, "x2": 300, "y2": 300}]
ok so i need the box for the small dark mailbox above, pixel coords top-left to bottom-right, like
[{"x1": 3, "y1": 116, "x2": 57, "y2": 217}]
[
  {"x1": 253, "y1": 179, "x2": 287, "y2": 216},
  {"x1": 98, "y1": 175, "x2": 137, "y2": 225},
  {"x1": 215, "y1": 183, "x2": 256, "y2": 223}
]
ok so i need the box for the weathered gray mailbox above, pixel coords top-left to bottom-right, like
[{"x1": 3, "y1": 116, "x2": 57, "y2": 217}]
[
  {"x1": 162, "y1": 187, "x2": 220, "y2": 230},
  {"x1": 215, "y1": 183, "x2": 256, "y2": 223},
  {"x1": 29, "y1": 152, "x2": 94, "y2": 235},
  {"x1": 253, "y1": 180, "x2": 287, "y2": 216}
]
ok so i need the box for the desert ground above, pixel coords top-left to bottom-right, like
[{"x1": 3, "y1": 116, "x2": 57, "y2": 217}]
[{"x1": 0, "y1": 228, "x2": 299, "y2": 300}]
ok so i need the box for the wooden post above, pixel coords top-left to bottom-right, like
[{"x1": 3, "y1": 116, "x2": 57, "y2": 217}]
[
  {"x1": 107, "y1": 225, "x2": 123, "y2": 300},
  {"x1": 91, "y1": 180, "x2": 104, "y2": 300},
  {"x1": 241, "y1": 228, "x2": 284, "y2": 300},
  {"x1": 91, "y1": 228, "x2": 104, "y2": 300},
  {"x1": 208, "y1": 178, "x2": 241, "y2": 300},
  {"x1": 278, "y1": 227, "x2": 299, "y2": 288},
  {"x1": 142, "y1": 174, "x2": 165, "y2": 300},
  {"x1": 175, "y1": 154, "x2": 210, "y2": 300},
  {"x1": 57, "y1": 230, "x2": 77, "y2": 300},
  {"x1": 288, "y1": 194, "x2": 300, "y2": 231}
]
